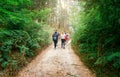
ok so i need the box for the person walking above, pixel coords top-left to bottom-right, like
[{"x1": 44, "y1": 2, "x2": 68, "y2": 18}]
[
  {"x1": 65, "y1": 32, "x2": 69, "y2": 44},
  {"x1": 52, "y1": 30, "x2": 59, "y2": 49},
  {"x1": 61, "y1": 32, "x2": 66, "y2": 49}
]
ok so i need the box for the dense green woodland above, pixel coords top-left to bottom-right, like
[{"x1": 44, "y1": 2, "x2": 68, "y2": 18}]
[
  {"x1": 72, "y1": 0, "x2": 120, "y2": 77},
  {"x1": 0, "y1": 0, "x2": 51, "y2": 76},
  {"x1": 0, "y1": 0, "x2": 120, "y2": 77}
]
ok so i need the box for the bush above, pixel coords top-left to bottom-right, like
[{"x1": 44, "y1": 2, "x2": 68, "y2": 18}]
[
  {"x1": 72, "y1": 0, "x2": 120, "y2": 77},
  {"x1": 0, "y1": 0, "x2": 50, "y2": 71}
]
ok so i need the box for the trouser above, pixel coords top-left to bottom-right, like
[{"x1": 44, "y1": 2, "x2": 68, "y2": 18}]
[
  {"x1": 61, "y1": 39, "x2": 65, "y2": 48},
  {"x1": 53, "y1": 40, "x2": 57, "y2": 48}
]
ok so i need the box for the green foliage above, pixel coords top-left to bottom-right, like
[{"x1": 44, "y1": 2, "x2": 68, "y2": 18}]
[
  {"x1": 37, "y1": 8, "x2": 51, "y2": 22},
  {"x1": 1, "y1": 60, "x2": 17, "y2": 68},
  {"x1": 1, "y1": 61, "x2": 8, "y2": 68},
  {"x1": 73, "y1": 0, "x2": 120, "y2": 76},
  {"x1": 31, "y1": 0, "x2": 57, "y2": 9},
  {"x1": 0, "y1": 0, "x2": 50, "y2": 72},
  {"x1": 0, "y1": 0, "x2": 31, "y2": 28}
]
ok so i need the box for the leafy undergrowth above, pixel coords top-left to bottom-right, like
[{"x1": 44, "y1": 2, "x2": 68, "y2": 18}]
[
  {"x1": 0, "y1": 46, "x2": 49, "y2": 77},
  {"x1": 0, "y1": 0, "x2": 52, "y2": 77},
  {"x1": 72, "y1": 0, "x2": 120, "y2": 77},
  {"x1": 72, "y1": 45, "x2": 119, "y2": 77}
]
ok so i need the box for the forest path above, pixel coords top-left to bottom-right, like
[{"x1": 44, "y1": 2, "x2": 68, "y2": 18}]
[{"x1": 17, "y1": 40, "x2": 95, "y2": 77}]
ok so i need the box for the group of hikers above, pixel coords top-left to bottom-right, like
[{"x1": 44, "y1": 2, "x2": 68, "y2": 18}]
[{"x1": 52, "y1": 30, "x2": 69, "y2": 49}]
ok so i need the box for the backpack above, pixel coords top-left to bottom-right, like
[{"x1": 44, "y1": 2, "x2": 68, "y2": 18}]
[
  {"x1": 53, "y1": 36, "x2": 57, "y2": 40},
  {"x1": 53, "y1": 33, "x2": 57, "y2": 40},
  {"x1": 65, "y1": 35, "x2": 68, "y2": 41}
]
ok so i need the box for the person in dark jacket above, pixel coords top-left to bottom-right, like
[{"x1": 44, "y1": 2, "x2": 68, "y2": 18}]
[{"x1": 52, "y1": 30, "x2": 59, "y2": 49}]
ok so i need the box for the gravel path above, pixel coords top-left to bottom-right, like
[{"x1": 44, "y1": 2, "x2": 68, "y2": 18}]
[{"x1": 17, "y1": 41, "x2": 96, "y2": 77}]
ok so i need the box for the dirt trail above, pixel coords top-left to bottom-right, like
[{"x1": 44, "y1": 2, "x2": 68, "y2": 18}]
[{"x1": 17, "y1": 41, "x2": 96, "y2": 77}]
